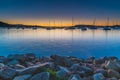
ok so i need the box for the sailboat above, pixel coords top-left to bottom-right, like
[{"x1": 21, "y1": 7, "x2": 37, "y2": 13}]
[
  {"x1": 65, "y1": 17, "x2": 76, "y2": 30},
  {"x1": 32, "y1": 26, "x2": 37, "y2": 30},
  {"x1": 81, "y1": 27, "x2": 87, "y2": 31},
  {"x1": 89, "y1": 19, "x2": 97, "y2": 30},
  {"x1": 103, "y1": 18, "x2": 111, "y2": 30},
  {"x1": 112, "y1": 20, "x2": 120, "y2": 30},
  {"x1": 46, "y1": 19, "x2": 52, "y2": 30}
]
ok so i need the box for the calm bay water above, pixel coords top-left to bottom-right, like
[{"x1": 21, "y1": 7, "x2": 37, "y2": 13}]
[{"x1": 0, "y1": 28, "x2": 120, "y2": 58}]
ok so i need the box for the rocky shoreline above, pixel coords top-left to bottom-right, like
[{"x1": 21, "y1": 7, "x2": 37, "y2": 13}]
[{"x1": 0, "y1": 53, "x2": 120, "y2": 80}]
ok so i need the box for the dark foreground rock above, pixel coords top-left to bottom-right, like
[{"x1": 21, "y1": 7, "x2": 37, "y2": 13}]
[
  {"x1": 13, "y1": 74, "x2": 32, "y2": 80},
  {"x1": 0, "y1": 68, "x2": 17, "y2": 79},
  {"x1": 0, "y1": 53, "x2": 120, "y2": 80},
  {"x1": 30, "y1": 72, "x2": 49, "y2": 80}
]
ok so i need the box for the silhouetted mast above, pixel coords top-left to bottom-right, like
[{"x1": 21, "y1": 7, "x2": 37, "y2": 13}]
[
  {"x1": 61, "y1": 19, "x2": 62, "y2": 27},
  {"x1": 49, "y1": 19, "x2": 50, "y2": 27},
  {"x1": 93, "y1": 18, "x2": 96, "y2": 25},
  {"x1": 72, "y1": 17, "x2": 74, "y2": 26},
  {"x1": 107, "y1": 17, "x2": 109, "y2": 27},
  {"x1": 54, "y1": 19, "x2": 55, "y2": 27},
  {"x1": 116, "y1": 20, "x2": 118, "y2": 26}
]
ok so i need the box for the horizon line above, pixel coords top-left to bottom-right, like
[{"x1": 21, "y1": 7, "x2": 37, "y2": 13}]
[{"x1": 0, "y1": 20, "x2": 120, "y2": 27}]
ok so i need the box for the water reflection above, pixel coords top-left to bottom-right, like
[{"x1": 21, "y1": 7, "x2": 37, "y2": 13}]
[{"x1": 0, "y1": 28, "x2": 120, "y2": 58}]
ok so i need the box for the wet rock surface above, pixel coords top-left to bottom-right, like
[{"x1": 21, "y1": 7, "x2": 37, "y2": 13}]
[
  {"x1": 0, "y1": 54, "x2": 120, "y2": 80},
  {"x1": 13, "y1": 74, "x2": 32, "y2": 80},
  {"x1": 30, "y1": 72, "x2": 49, "y2": 80}
]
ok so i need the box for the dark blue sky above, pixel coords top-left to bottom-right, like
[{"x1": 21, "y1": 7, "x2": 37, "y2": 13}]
[{"x1": 0, "y1": 0, "x2": 120, "y2": 25}]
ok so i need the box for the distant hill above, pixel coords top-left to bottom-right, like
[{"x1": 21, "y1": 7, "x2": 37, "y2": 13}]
[
  {"x1": 0, "y1": 21, "x2": 39, "y2": 28},
  {"x1": 0, "y1": 21, "x2": 10, "y2": 27}
]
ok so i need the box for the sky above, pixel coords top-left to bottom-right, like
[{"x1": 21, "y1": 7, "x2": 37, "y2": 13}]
[{"x1": 0, "y1": 0, "x2": 120, "y2": 26}]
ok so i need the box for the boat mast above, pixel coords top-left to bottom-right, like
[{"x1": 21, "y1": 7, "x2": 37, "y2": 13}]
[
  {"x1": 61, "y1": 18, "x2": 62, "y2": 27},
  {"x1": 107, "y1": 17, "x2": 109, "y2": 27},
  {"x1": 72, "y1": 17, "x2": 74, "y2": 26},
  {"x1": 49, "y1": 19, "x2": 50, "y2": 27},
  {"x1": 93, "y1": 18, "x2": 96, "y2": 26},
  {"x1": 54, "y1": 19, "x2": 55, "y2": 27}
]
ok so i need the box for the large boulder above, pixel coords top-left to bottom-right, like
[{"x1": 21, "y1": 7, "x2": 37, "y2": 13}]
[
  {"x1": 70, "y1": 64, "x2": 81, "y2": 71},
  {"x1": 107, "y1": 69, "x2": 120, "y2": 79},
  {"x1": 94, "y1": 69, "x2": 107, "y2": 77},
  {"x1": 80, "y1": 66, "x2": 93, "y2": 76},
  {"x1": 57, "y1": 66, "x2": 70, "y2": 78},
  {"x1": 68, "y1": 74, "x2": 82, "y2": 80},
  {"x1": 0, "y1": 68, "x2": 17, "y2": 79},
  {"x1": 105, "y1": 60, "x2": 120, "y2": 71},
  {"x1": 93, "y1": 73, "x2": 105, "y2": 80},
  {"x1": 18, "y1": 62, "x2": 51, "y2": 75},
  {"x1": 30, "y1": 72, "x2": 50, "y2": 80},
  {"x1": 51, "y1": 55, "x2": 74, "y2": 67},
  {"x1": 13, "y1": 74, "x2": 31, "y2": 80},
  {"x1": 70, "y1": 64, "x2": 93, "y2": 77},
  {"x1": 0, "y1": 63, "x2": 5, "y2": 69},
  {"x1": 18, "y1": 67, "x2": 37, "y2": 75},
  {"x1": 14, "y1": 64, "x2": 26, "y2": 69}
]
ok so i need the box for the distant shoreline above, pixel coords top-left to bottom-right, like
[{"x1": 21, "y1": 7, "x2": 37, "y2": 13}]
[{"x1": 0, "y1": 21, "x2": 120, "y2": 28}]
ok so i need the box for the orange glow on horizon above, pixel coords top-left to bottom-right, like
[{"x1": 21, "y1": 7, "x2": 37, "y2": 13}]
[{"x1": 2, "y1": 18, "x2": 120, "y2": 27}]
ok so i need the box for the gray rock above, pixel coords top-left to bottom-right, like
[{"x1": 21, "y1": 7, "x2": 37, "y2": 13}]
[
  {"x1": 0, "y1": 68, "x2": 17, "y2": 79},
  {"x1": 70, "y1": 64, "x2": 81, "y2": 71},
  {"x1": 13, "y1": 74, "x2": 31, "y2": 80},
  {"x1": 57, "y1": 66, "x2": 70, "y2": 77},
  {"x1": 80, "y1": 66, "x2": 93, "y2": 75},
  {"x1": 0, "y1": 63, "x2": 5, "y2": 69},
  {"x1": 51, "y1": 55, "x2": 74, "y2": 67},
  {"x1": 94, "y1": 69, "x2": 107, "y2": 77},
  {"x1": 57, "y1": 70, "x2": 68, "y2": 78},
  {"x1": 18, "y1": 67, "x2": 37, "y2": 75},
  {"x1": 25, "y1": 62, "x2": 34, "y2": 67},
  {"x1": 93, "y1": 73, "x2": 105, "y2": 80},
  {"x1": 18, "y1": 62, "x2": 51, "y2": 75},
  {"x1": 68, "y1": 74, "x2": 82, "y2": 80},
  {"x1": 105, "y1": 60, "x2": 120, "y2": 71},
  {"x1": 108, "y1": 69, "x2": 120, "y2": 79},
  {"x1": 30, "y1": 72, "x2": 49, "y2": 80},
  {"x1": 58, "y1": 66, "x2": 70, "y2": 73},
  {"x1": 14, "y1": 64, "x2": 26, "y2": 69}
]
